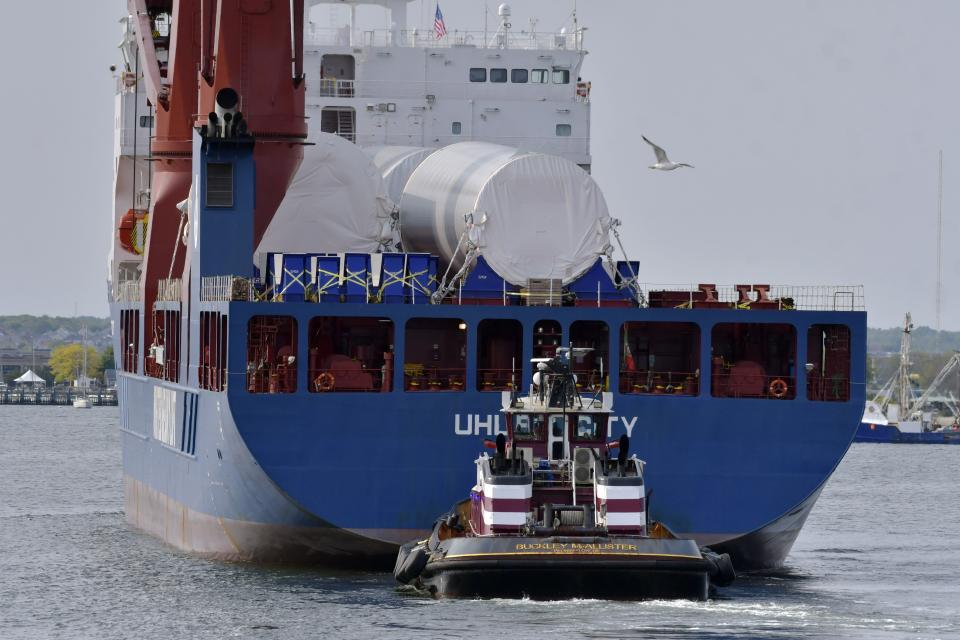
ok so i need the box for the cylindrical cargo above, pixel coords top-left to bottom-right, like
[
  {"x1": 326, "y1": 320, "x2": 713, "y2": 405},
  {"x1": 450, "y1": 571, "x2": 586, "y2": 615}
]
[
  {"x1": 364, "y1": 145, "x2": 434, "y2": 206},
  {"x1": 399, "y1": 142, "x2": 611, "y2": 285},
  {"x1": 256, "y1": 133, "x2": 394, "y2": 257}
]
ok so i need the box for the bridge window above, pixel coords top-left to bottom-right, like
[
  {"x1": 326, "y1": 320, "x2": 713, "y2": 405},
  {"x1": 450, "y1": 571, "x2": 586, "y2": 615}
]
[
  {"x1": 404, "y1": 318, "x2": 467, "y2": 391},
  {"x1": 120, "y1": 309, "x2": 140, "y2": 373},
  {"x1": 533, "y1": 320, "x2": 562, "y2": 359},
  {"x1": 513, "y1": 413, "x2": 544, "y2": 441},
  {"x1": 570, "y1": 321, "x2": 609, "y2": 392},
  {"x1": 712, "y1": 323, "x2": 796, "y2": 400},
  {"x1": 532, "y1": 69, "x2": 549, "y2": 84},
  {"x1": 451, "y1": 121, "x2": 462, "y2": 135},
  {"x1": 620, "y1": 322, "x2": 700, "y2": 395},
  {"x1": 556, "y1": 124, "x2": 572, "y2": 137},
  {"x1": 511, "y1": 69, "x2": 528, "y2": 83},
  {"x1": 470, "y1": 68, "x2": 487, "y2": 82},
  {"x1": 199, "y1": 312, "x2": 227, "y2": 391},
  {"x1": 490, "y1": 68, "x2": 507, "y2": 83},
  {"x1": 553, "y1": 69, "x2": 570, "y2": 84},
  {"x1": 308, "y1": 317, "x2": 393, "y2": 393},
  {"x1": 477, "y1": 319, "x2": 522, "y2": 392},
  {"x1": 807, "y1": 325, "x2": 851, "y2": 402},
  {"x1": 247, "y1": 316, "x2": 297, "y2": 394},
  {"x1": 573, "y1": 414, "x2": 603, "y2": 441}
]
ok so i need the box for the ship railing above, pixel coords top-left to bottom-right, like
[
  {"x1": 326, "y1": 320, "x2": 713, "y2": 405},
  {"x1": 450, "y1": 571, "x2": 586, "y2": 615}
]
[
  {"x1": 308, "y1": 367, "x2": 390, "y2": 393},
  {"x1": 306, "y1": 27, "x2": 585, "y2": 51},
  {"x1": 114, "y1": 280, "x2": 142, "y2": 303},
  {"x1": 201, "y1": 276, "x2": 253, "y2": 302},
  {"x1": 618, "y1": 370, "x2": 700, "y2": 396},
  {"x1": 350, "y1": 133, "x2": 589, "y2": 158},
  {"x1": 156, "y1": 279, "x2": 182, "y2": 303},
  {"x1": 639, "y1": 284, "x2": 865, "y2": 312},
  {"x1": 403, "y1": 367, "x2": 467, "y2": 392},
  {"x1": 307, "y1": 79, "x2": 587, "y2": 103},
  {"x1": 317, "y1": 78, "x2": 355, "y2": 98},
  {"x1": 476, "y1": 369, "x2": 518, "y2": 392},
  {"x1": 711, "y1": 374, "x2": 798, "y2": 400},
  {"x1": 533, "y1": 463, "x2": 572, "y2": 487}
]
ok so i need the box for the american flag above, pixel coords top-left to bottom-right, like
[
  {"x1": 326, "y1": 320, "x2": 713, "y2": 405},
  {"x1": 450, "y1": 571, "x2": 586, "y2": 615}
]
[{"x1": 434, "y1": 4, "x2": 447, "y2": 39}]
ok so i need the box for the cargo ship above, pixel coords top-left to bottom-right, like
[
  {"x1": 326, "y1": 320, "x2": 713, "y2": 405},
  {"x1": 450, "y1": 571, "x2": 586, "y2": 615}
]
[{"x1": 109, "y1": 0, "x2": 866, "y2": 570}]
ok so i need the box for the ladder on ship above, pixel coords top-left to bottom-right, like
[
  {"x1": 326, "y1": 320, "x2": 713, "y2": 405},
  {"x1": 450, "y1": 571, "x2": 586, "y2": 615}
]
[{"x1": 337, "y1": 109, "x2": 355, "y2": 142}]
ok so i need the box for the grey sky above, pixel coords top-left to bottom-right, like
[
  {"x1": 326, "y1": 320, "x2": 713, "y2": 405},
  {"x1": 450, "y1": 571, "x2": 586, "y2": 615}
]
[{"x1": 1, "y1": 1, "x2": 956, "y2": 330}]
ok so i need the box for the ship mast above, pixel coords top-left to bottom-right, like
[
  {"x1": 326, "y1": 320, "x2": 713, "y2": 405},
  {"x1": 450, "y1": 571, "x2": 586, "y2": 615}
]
[{"x1": 898, "y1": 313, "x2": 914, "y2": 415}]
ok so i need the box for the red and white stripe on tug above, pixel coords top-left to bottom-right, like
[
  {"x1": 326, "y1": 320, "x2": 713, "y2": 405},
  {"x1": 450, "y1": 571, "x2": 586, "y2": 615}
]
[
  {"x1": 595, "y1": 468, "x2": 647, "y2": 535},
  {"x1": 471, "y1": 455, "x2": 532, "y2": 535}
]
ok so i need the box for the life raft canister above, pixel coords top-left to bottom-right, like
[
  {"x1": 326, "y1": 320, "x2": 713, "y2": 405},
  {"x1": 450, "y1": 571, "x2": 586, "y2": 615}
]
[
  {"x1": 118, "y1": 208, "x2": 149, "y2": 255},
  {"x1": 769, "y1": 378, "x2": 789, "y2": 398},
  {"x1": 315, "y1": 372, "x2": 335, "y2": 392}
]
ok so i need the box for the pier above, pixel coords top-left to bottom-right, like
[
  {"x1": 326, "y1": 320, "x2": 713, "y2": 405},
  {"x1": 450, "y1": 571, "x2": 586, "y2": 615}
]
[{"x1": 0, "y1": 389, "x2": 117, "y2": 406}]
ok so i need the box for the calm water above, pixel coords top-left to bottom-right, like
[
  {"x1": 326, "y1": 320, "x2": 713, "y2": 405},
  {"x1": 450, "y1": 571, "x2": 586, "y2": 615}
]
[{"x1": 1, "y1": 406, "x2": 958, "y2": 639}]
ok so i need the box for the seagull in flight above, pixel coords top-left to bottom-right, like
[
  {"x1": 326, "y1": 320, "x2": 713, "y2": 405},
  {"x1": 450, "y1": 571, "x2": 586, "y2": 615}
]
[{"x1": 642, "y1": 135, "x2": 694, "y2": 171}]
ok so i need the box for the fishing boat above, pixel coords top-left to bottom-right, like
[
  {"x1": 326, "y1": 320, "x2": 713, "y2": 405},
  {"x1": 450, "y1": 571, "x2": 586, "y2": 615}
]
[
  {"x1": 858, "y1": 313, "x2": 960, "y2": 444},
  {"x1": 108, "y1": 1, "x2": 867, "y2": 571},
  {"x1": 393, "y1": 348, "x2": 735, "y2": 599}
]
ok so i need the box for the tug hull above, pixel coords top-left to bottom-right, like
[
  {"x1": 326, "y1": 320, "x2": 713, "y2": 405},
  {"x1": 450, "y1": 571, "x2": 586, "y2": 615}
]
[{"x1": 420, "y1": 536, "x2": 711, "y2": 600}]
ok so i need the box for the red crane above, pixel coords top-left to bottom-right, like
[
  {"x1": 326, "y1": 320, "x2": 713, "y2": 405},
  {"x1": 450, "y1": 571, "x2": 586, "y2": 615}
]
[{"x1": 127, "y1": 0, "x2": 305, "y2": 373}]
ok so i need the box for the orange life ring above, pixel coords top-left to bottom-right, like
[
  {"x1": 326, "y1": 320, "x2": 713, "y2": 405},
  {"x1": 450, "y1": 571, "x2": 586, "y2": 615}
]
[
  {"x1": 315, "y1": 372, "x2": 335, "y2": 392},
  {"x1": 769, "y1": 378, "x2": 788, "y2": 398}
]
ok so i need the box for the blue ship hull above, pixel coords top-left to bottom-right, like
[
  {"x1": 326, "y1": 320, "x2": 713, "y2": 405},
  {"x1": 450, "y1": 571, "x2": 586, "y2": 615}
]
[{"x1": 115, "y1": 302, "x2": 866, "y2": 571}]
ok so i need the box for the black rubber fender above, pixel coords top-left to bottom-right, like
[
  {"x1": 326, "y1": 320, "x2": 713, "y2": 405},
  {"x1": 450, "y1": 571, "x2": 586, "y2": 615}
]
[
  {"x1": 394, "y1": 542, "x2": 429, "y2": 584},
  {"x1": 393, "y1": 540, "x2": 416, "y2": 578},
  {"x1": 701, "y1": 549, "x2": 736, "y2": 587}
]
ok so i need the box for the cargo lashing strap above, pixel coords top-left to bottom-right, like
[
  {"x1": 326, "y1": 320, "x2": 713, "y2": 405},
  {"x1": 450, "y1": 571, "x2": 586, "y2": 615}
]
[
  {"x1": 376, "y1": 265, "x2": 407, "y2": 302},
  {"x1": 276, "y1": 266, "x2": 306, "y2": 299},
  {"x1": 316, "y1": 267, "x2": 340, "y2": 298},
  {"x1": 408, "y1": 268, "x2": 437, "y2": 300},
  {"x1": 343, "y1": 266, "x2": 369, "y2": 300}
]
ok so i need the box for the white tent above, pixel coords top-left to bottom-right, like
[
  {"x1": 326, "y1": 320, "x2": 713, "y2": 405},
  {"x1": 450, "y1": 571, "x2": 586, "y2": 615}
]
[{"x1": 14, "y1": 369, "x2": 46, "y2": 385}]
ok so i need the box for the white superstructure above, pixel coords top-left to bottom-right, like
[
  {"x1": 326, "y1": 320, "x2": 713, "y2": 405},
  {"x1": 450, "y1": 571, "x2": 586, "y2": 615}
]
[{"x1": 303, "y1": 0, "x2": 592, "y2": 170}]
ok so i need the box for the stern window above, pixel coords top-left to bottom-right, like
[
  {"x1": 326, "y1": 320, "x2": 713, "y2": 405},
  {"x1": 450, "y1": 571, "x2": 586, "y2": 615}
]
[
  {"x1": 308, "y1": 317, "x2": 394, "y2": 393},
  {"x1": 807, "y1": 325, "x2": 851, "y2": 402},
  {"x1": 620, "y1": 322, "x2": 700, "y2": 396},
  {"x1": 404, "y1": 318, "x2": 467, "y2": 391},
  {"x1": 247, "y1": 316, "x2": 298, "y2": 394},
  {"x1": 712, "y1": 323, "x2": 796, "y2": 400},
  {"x1": 570, "y1": 321, "x2": 609, "y2": 393},
  {"x1": 477, "y1": 319, "x2": 523, "y2": 392}
]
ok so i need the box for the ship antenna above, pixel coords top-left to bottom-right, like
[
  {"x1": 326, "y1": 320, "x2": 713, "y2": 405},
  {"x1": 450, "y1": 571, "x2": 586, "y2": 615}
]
[{"x1": 936, "y1": 149, "x2": 943, "y2": 349}]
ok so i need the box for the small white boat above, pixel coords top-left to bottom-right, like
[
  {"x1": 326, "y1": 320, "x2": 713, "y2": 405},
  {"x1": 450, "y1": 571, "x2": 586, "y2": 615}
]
[{"x1": 74, "y1": 324, "x2": 93, "y2": 409}]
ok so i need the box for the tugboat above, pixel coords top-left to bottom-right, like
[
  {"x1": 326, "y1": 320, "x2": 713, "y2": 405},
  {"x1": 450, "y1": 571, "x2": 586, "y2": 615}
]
[{"x1": 394, "y1": 348, "x2": 735, "y2": 600}]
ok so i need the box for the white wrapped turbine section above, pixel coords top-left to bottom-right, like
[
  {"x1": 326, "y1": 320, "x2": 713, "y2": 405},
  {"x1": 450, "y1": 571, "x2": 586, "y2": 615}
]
[
  {"x1": 363, "y1": 145, "x2": 434, "y2": 206},
  {"x1": 400, "y1": 142, "x2": 612, "y2": 286},
  {"x1": 256, "y1": 133, "x2": 394, "y2": 257}
]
